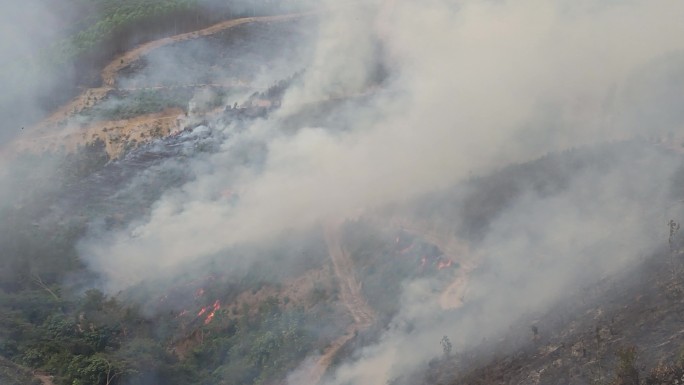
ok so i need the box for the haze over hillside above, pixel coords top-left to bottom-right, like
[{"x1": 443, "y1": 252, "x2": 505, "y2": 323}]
[{"x1": 1, "y1": 1, "x2": 684, "y2": 385}]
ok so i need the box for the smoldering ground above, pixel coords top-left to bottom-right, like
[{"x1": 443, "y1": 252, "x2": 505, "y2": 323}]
[
  {"x1": 0, "y1": 0, "x2": 318, "y2": 286},
  {"x1": 79, "y1": 0, "x2": 684, "y2": 282},
  {"x1": 317, "y1": 141, "x2": 683, "y2": 385},
  {"x1": 65, "y1": 0, "x2": 684, "y2": 383}
]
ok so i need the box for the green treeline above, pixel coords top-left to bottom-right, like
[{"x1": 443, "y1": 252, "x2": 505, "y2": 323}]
[
  {"x1": 49, "y1": 0, "x2": 201, "y2": 66},
  {"x1": 47, "y1": 0, "x2": 301, "y2": 70},
  {"x1": 6, "y1": 0, "x2": 303, "y2": 129}
]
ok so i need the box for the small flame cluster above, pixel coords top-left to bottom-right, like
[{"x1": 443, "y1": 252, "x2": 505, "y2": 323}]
[{"x1": 198, "y1": 300, "x2": 221, "y2": 325}]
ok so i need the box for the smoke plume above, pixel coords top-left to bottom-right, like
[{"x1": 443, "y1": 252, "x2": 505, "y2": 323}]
[{"x1": 66, "y1": 0, "x2": 684, "y2": 382}]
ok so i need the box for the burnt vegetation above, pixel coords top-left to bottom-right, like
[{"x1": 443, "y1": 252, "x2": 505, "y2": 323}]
[
  {"x1": 0, "y1": 149, "x2": 344, "y2": 384},
  {"x1": 5, "y1": 2, "x2": 684, "y2": 385},
  {"x1": 3, "y1": 0, "x2": 306, "y2": 138},
  {"x1": 7, "y1": 134, "x2": 684, "y2": 385}
]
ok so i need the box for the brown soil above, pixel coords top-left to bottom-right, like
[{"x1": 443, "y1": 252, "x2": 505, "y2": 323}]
[
  {"x1": 34, "y1": 373, "x2": 55, "y2": 385},
  {"x1": 14, "y1": 108, "x2": 184, "y2": 159},
  {"x1": 324, "y1": 221, "x2": 376, "y2": 327},
  {"x1": 14, "y1": 12, "x2": 313, "y2": 159},
  {"x1": 101, "y1": 13, "x2": 310, "y2": 88},
  {"x1": 300, "y1": 221, "x2": 378, "y2": 385},
  {"x1": 29, "y1": 87, "x2": 113, "y2": 135},
  {"x1": 306, "y1": 326, "x2": 359, "y2": 384}
]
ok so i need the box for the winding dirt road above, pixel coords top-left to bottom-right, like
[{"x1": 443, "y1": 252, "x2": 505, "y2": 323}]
[
  {"x1": 100, "y1": 13, "x2": 310, "y2": 88},
  {"x1": 17, "y1": 11, "x2": 313, "y2": 157},
  {"x1": 302, "y1": 217, "x2": 474, "y2": 384},
  {"x1": 324, "y1": 221, "x2": 376, "y2": 327},
  {"x1": 301, "y1": 221, "x2": 377, "y2": 385}
]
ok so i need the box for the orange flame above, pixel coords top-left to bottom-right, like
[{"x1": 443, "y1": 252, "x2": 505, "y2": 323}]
[{"x1": 204, "y1": 300, "x2": 221, "y2": 325}]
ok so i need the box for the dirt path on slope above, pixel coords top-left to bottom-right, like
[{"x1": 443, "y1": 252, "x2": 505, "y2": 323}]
[
  {"x1": 101, "y1": 12, "x2": 311, "y2": 88},
  {"x1": 15, "y1": 108, "x2": 184, "y2": 158},
  {"x1": 20, "y1": 11, "x2": 313, "y2": 152},
  {"x1": 31, "y1": 87, "x2": 113, "y2": 133},
  {"x1": 34, "y1": 373, "x2": 55, "y2": 385},
  {"x1": 324, "y1": 221, "x2": 376, "y2": 326},
  {"x1": 302, "y1": 221, "x2": 377, "y2": 385}
]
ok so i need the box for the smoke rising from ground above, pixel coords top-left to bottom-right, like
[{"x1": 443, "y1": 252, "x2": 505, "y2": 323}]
[
  {"x1": 0, "y1": 1, "x2": 76, "y2": 143},
  {"x1": 81, "y1": 0, "x2": 684, "y2": 284},
  {"x1": 320, "y1": 143, "x2": 682, "y2": 385},
  {"x1": 69, "y1": 0, "x2": 684, "y2": 382},
  {"x1": 0, "y1": 0, "x2": 76, "y2": 208}
]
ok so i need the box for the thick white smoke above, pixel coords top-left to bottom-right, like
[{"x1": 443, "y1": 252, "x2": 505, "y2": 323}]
[
  {"x1": 75, "y1": 0, "x2": 684, "y2": 381},
  {"x1": 0, "y1": 1, "x2": 79, "y2": 144},
  {"x1": 318, "y1": 144, "x2": 681, "y2": 385},
  {"x1": 81, "y1": 0, "x2": 684, "y2": 287}
]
